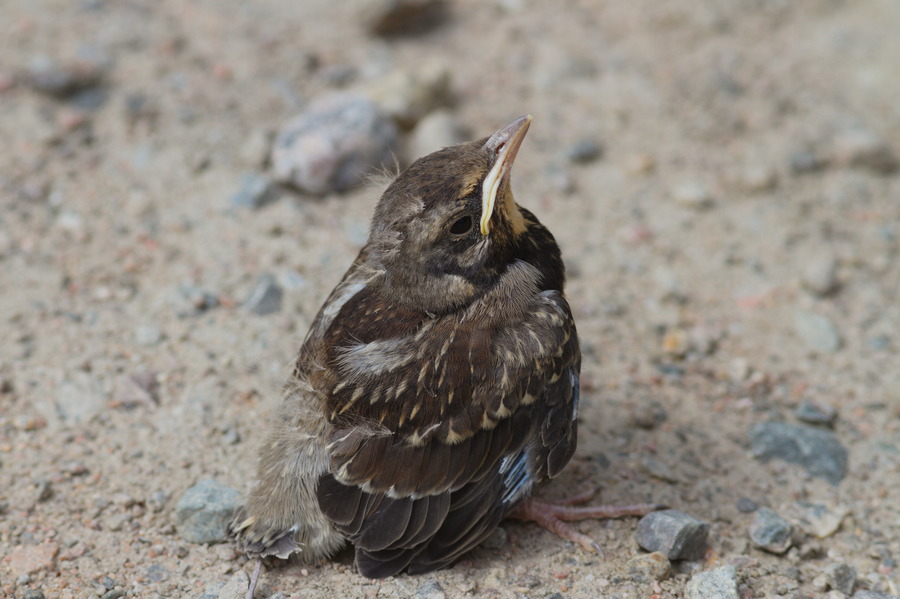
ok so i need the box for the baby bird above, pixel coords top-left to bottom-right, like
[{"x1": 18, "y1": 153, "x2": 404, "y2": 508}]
[{"x1": 231, "y1": 116, "x2": 659, "y2": 594}]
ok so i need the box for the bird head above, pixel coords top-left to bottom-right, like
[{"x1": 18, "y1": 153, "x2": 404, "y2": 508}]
[{"x1": 368, "y1": 115, "x2": 533, "y2": 313}]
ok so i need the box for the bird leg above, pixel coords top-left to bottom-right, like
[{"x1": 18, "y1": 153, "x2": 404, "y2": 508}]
[
  {"x1": 508, "y1": 490, "x2": 664, "y2": 555},
  {"x1": 246, "y1": 559, "x2": 262, "y2": 599}
]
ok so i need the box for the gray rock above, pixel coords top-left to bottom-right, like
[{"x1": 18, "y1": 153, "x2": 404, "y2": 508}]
[
  {"x1": 789, "y1": 148, "x2": 827, "y2": 174},
  {"x1": 749, "y1": 507, "x2": 793, "y2": 554},
  {"x1": 409, "y1": 109, "x2": 467, "y2": 157},
  {"x1": 672, "y1": 182, "x2": 714, "y2": 210},
  {"x1": 825, "y1": 562, "x2": 856, "y2": 595},
  {"x1": 244, "y1": 274, "x2": 283, "y2": 316},
  {"x1": 635, "y1": 510, "x2": 709, "y2": 560},
  {"x1": 365, "y1": 62, "x2": 452, "y2": 129},
  {"x1": 794, "y1": 400, "x2": 837, "y2": 427},
  {"x1": 100, "y1": 592, "x2": 124, "y2": 599},
  {"x1": 134, "y1": 324, "x2": 164, "y2": 346},
  {"x1": 736, "y1": 497, "x2": 758, "y2": 513},
  {"x1": 229, "y1": 173, "x2": 279, "y2": 209},
  {"x1": 801, "y1": 254, "x2": 839, "y2": 297},
  {"x1": 783, "y1": 502, "x2": 848, "y2": 538},
  {"x1": 22, "y1": 590, "x2": 46, "y2": 599},
  {"x1": 24, "y1": 55, "x2": 104, "y2": 98},
  {"x1": 750, "y1": 421, "x2": 848, "y2": 484},
  {"x1": 794, "y1": 311, "x2": 842, "y2": 353},
  {"x1": 272, "y1": 93, "x2": 398, "y2": 194},
  {"x1": 55, "y1": 372, "x2": 105, "y2": 425},
  {"x1": 416, "y1": 579, "x2": 447, "y2": 599},
  {"x1": 685, "y1": 565, "x2": 739, "y2": 599},
  {"x1": 626, "y1": 551, "x2": 671, "y2": 582},
  {"x1": 363, "y1": 0, "x2": 448, "y2": 37},
  {"x1": 175, "y1": 479, "x2": 241, "y2": 544},
  {"x1": 833, "y1": 129, "x2": 898, "y2": 174},
  {"x1": 567, "y1": 138, "x2": 604, "y2": 164},
  {"x1": 853, "y1": 592, "x2": 900, "y2": 599}
]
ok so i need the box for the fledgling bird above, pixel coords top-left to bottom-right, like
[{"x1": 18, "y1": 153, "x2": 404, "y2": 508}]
[{"x1": 231, "y1": 116, "x2": 659, "y2": 595}]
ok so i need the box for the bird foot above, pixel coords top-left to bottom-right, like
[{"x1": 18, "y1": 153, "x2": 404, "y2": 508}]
[{"x1": 508, "y1": 492, "x2": 665, "y2": 555}]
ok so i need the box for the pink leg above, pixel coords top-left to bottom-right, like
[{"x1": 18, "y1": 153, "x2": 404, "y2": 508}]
[
  {"x1": 508, "y1": 493, "x2": 665, "y2": 554},
  {"x1": 246, "y1": 559, "x2": 262, "y2": 599}
]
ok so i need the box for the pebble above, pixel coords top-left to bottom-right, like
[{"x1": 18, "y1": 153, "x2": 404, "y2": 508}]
[
  {"x1": 626, "y1": 551, "x2": 671, "y2": 582},
  {"x1": 567, "y1": 138, "x2": 603, "y2": 164},
  {"x1": 35, "y1": 479, "x2": 53, "y2": 502},
  {"x1": 409, "y1": 109, "x2": 468, "y2": 157},
  {"x1": 100, "y1": 592, "x2": 124, "y2": 599},
  {"x1": 134, "y1": 324, "x2": 164, "y2": 346},
  {"x1": 783, "y1": 502, "x2": 848, "y2": 538},
  {"x1": 794, "y1": 311, "x2": 842, "y2": 353},
  {"x1": 229, "y1": 173, "x2": 280, "y2": 209},
  {"x1": 801, "y1": 254, "x2": 839, "y2": 297},
  {"x1": 635, "y1": 510, "x2": 709, "y2": 560},
  {"x1": 8, "y1": 543, "x2": 59, "y2": 577},
  {"x1": 672, "y1": 182, "x2": 714, "y2": 210},
  {"x1": 205, "y1": 570, "x2": 250, "y2": 599},
  {"x1": 104, "y1": 512, "x2": 132, "y2": 532},
  {"x1": 272, "y1": 93, "x2": 398, "y2": 194},
  {"x1": 23, "y1": 55, "x2": 104, "y2": 98},
  {"x1": 685, "y1": 565, "x2": 739, "y2": 599},
  {"x1": 238, "y1": 129, "x2": 271, "y2": 169},
  {"x1": 738, "y1": 163, "x2": 777, "y2": 193},
  {"x1": 825, "y1": 562, "x2": 857, "y2": 595},
  {"x1": 853, "y1": 592, "x2": 900, "y2": 599},
  {"x1": 244, "y1": 274, "x2": 284, "y2": 316},
  {"x1": 833, "y1": 128, "x2": 898, "y2": 174},
  {"x1": 736, "y1": 497, "x2": 758, "y2": 513},
  {"x1": 22, "y1": 591, "x2": 46, "y2": 599},
  {"x1": 365, "y1": 61, "x2": 452, "y2": 129},
  {"x1": 54, "y1": 373, "x2": 105, "y2": 425},
  {"x1": 749, "y1": 421, "x2": 848, "y2": 484},
  {"x1": 175, "y1": 479, "x2": 241, "y2": 544},
  {"x1": 178, "y1": 285, "x2": 220, "y2": 314},
  {"x1": 794, "y1": 400, "x2": 837, "y2": 427},
  {"x1": 628, "y1": 398, "x2": 668, "y2": 430},
  {"x1": 749, "y1": 507, "x2": 793, "y2": 554},
  {"x1": 363, "y1": 0, "x2": 448, "y2": 37},
  {"x1": 416, "y1": 579, "x2": 447, "y2": 599},
  {"x1": 789, "y1": 148, "x2": 827, "y2": 174}
]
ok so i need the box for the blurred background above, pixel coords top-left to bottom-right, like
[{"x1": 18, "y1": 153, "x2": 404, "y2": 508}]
[{"x1": 1, "y1": 1, "x2": 898, "y2": 598}]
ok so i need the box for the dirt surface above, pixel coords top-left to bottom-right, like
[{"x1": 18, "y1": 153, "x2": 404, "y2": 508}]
[{"x1": 2, "y1": 1, "x2": 899, "y2": 598}]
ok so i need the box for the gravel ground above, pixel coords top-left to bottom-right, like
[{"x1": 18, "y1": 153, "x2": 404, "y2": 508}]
[{"x1": 1, "y1": 1, "x2": 899, "y2": 598}]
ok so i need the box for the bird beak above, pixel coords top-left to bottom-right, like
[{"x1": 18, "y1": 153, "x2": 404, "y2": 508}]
[{"x1": 480, "y1": 115, "x2": 532, "y2": 236}]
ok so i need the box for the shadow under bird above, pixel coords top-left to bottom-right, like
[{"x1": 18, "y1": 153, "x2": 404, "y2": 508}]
[{"x1": 231, "y1": 115, "x2": 661, "y2": 597}]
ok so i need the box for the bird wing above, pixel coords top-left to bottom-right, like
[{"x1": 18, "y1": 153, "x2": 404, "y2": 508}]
[{"x1": 314, "y1": 261, "x2": 580, "y2": 577}]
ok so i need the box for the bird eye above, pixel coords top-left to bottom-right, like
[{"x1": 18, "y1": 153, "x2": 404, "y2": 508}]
[{"x1": 449, "y1": 215, "x2": 473, "y2": 236}]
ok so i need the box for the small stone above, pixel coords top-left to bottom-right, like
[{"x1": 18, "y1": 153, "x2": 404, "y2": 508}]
[
  {"x1": 672, "y1": 182, "x2": 714, "y2": 210},
  {"x1": 134, "y1": 324, "x2": 164, "y2": 346},
  {"x1": 738, "y1": 163, "x2": 777, "y2": 192},
  {"x1": 626, "y1": 551, "x2": 671, "y2": 582},
  {"x1": 409, "y1": 109, "x2": 468, "y2": 157},
  {"x1": 22, "y1": 591, "x2": 46, "y2": 599},
  {"x1": 272, "y1": 93, "x2": 397, "y2": 194},
  {"x1": 365, "y1": 62, "x2": 452, "y2": 129},
  {"x1": 685, "y1": 565, "x2": 739, "y2": 599},
  {"x1": 833, "y1": 129, "x2": 898, "y2": 174},
  {"x1": 239, "y1": 129, "x2": 271, "y2": 169},
  {"x1": 749, "y1": 507, "x2": 793, "y2": 554},
  {"x1": 825, "y1": 562, "x2": 856, "y2": 595},
  {"x1": 55, "y1": 373, "x2": 105, "y2": 425},
  {"x1": 24, "y1": 55, "x2": 104, "y2": 97},
  {"x1": 794, "y1": 400, "x2": 837, "y2": 427},
  {"x1": 244, "y1": 274, "x2": 283, "y2": 316},
  {"x1": 213, "y1": 570, "x2": 250, "y2": 599},
  {"x1": 736, "y1": 497, "x2": 758, "y2": 513},
  {"x1": 363, "y1": 0, "x2": 448, "y2": 37},
  {"x1": 635, "y1": 510, "x2": 709, "y2": 560},
  {"x1": 229, "y1": 173, "x2": 279, "y2": 209},
  {"x1": 175, "y1": 479, "x2": 241, "y2": 544},
  {"x1": 628, "y1": 398, "x2": 668, "y2": 430},
  {"x1": 750, "y1": 421, "x2": 848, "y2": 484},
  {"x1": 567, "y1": 138, "x2": 603, "y2": 164},
  {"x1": 801, "y1": 254, "x2": 839, "y2": 297},
  {"x1": 144, "y1": 563, "x2": 170, "y2": 583},
  {"x1": 789, "y1": 148, "x2": 827, "y2": 174},
  {"x1": 416, "y1": 579, "x2": 447, "y2": 599},
  {"x1": 100, "y1": 591, "x2": 125, "y2": 599},
  {"x1": 794, "y1": 311, "x2": 842, "y2": 353},
  {"x1": 178, "y1": 285, "x2": 219, "y2": 313},
  {"x1": 728, "y1": 357, "x2": 751, "y2": 382},
  {"x1": 853, "y1": 592, "x2": 900, "y2": 599},
  {"x1": 8, "y1": 543, "x2": 59, "y2": 577},
  {"x1": 35, "y1": 480, "x2": 53, "y2": 502},
  {"x1": 104, "y1": 512, "x2": 132, "y2": 532},
  {"x1": 783, "y1": 502, "x2": 849, "y2": 538}
]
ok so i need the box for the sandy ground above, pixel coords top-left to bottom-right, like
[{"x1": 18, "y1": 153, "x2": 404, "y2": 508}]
[{"x1": 1, "y1": 1, "x2": 899, "y2": 598}]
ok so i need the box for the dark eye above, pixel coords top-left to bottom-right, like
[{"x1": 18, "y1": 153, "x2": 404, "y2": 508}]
[{"x1": 449, "y1": 215, "x2": 473, "y2": 236}]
